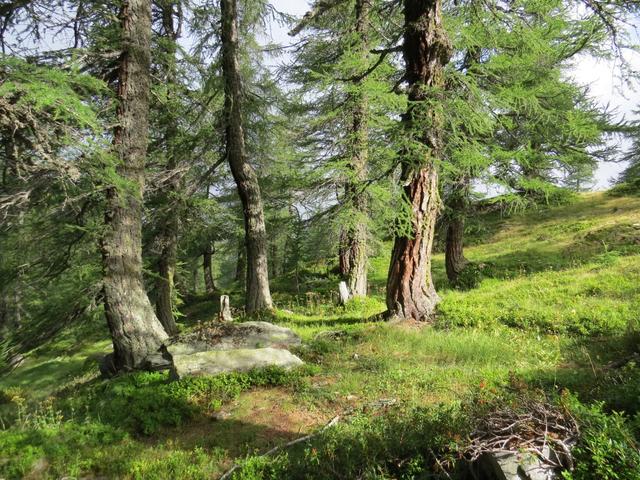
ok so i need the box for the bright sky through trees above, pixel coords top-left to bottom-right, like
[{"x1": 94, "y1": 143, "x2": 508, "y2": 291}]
[{"x1": 271, "y1": 0, "x2": 640, "y2": 190}]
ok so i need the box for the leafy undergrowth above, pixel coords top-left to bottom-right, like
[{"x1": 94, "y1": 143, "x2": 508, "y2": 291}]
[
  {"x1": 1, "y1": 192, "x2": 640, "y2": 479},
  {"x1": 227, "y1": 388, "x2": 640, "y2": 480}
]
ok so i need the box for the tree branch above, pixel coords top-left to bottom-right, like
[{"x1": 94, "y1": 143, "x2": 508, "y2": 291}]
[{"x1": 288, "y1": 0, "x2": 349, "y2": 36}]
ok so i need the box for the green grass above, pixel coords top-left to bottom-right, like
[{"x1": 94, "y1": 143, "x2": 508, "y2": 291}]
[{"x1": 1, "y1": 192, "x2": 640, "y2": 479}]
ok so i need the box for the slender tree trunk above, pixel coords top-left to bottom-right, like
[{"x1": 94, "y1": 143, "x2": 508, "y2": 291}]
[
  {"x1": 338, "y1": 0, "x2": 369, "y2": 298},
  {"x1": 192, "y1": 263, "x2": 199, "y2": 294},
  {"x1": 153, "y1": 0, "x2": 181, "y2": 336},
  {"x1": 156, "y1": 245, "x2": 178, "y2": 335},
  {"x1": 269, "y1": 241, "x2": 279, "y2": 279},
  {"x1": 385, "y1": 0, "x2": 451, "y2": 321},
  {"x1": 445, "y1": 204, "x2": 468, "y2": 285},
  {"x1": 101, "y1": 0, "x2": 168, "y2": 371},
  {"x1": 203, "y1": 243, "x2": 216, "y2": 294},
  {"x1": 220, "y1": 0, "x2": 273, "y2": 312},
  {"x1": 445, "y1": 177, "x2": 470, "y2": 285}
]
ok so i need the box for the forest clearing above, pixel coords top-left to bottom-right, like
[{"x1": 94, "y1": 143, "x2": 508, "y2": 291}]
[{"x1": 1, "y1": 0, "x2": 640, "y2": 479}]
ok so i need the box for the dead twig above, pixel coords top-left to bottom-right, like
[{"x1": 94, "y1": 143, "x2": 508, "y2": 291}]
[{"x1": 218, "y1": 415, "x2": 340, "y2": 480}]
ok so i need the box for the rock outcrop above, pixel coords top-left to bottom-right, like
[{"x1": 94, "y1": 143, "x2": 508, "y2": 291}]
[{"x1": 134, "y1": 321, "x2": 304, "y2": 380}]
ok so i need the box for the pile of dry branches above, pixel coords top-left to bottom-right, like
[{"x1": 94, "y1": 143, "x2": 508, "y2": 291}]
[{"x1": 465, "y1": 397, "x2": 579, "y2": 469}]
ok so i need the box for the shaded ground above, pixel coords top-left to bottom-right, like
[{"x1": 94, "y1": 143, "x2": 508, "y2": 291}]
[{"x1": 1, "y1": 192, "x2": 639, "y2": 479}]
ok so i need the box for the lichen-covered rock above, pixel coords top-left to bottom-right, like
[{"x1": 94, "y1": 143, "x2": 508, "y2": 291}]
[
  {"x1": 172, "y1": 321, "x2": 301, "y2": 354},
  {"x1": 170, "y1": 347, "x2": 303, "y2": 380}
]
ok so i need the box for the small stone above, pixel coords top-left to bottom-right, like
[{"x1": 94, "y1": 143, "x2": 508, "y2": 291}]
[
  {"x1": 212, "y1": 411, "x2": 231, "y2": 421},
  {"x1": 314, "y1": 330, "x2": 347, "y2": 341}
]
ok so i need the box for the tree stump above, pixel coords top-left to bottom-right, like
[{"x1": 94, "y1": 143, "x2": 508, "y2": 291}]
[
  {"x1": 219, "y1": 295, "x2": 233, "y2": 322},
  {"x1": 338, "y1": 281, "x2": 350, "y2": 306}
]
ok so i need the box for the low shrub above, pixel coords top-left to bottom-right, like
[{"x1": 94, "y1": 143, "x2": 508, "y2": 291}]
[
  {"x1": 563, "y1": 395, "x2": 640, "y2": 480},
  {"x1": 227, "y1": 404, "x2": 468, "y2": 480},
  {"x1": 452, "y1": 263, "x2": 485, "y2": 290},
  {"x1": 64, "y1": 367, "x2": 311, "y2": 435}
]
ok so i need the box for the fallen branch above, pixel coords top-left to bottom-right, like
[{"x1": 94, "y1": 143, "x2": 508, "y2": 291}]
[
  {"x1": 218, "y1": 398, "x2": 398, "y2": 480},
  {"x1": 219, "y1": 415, "x2": 341, "y2": 480}
]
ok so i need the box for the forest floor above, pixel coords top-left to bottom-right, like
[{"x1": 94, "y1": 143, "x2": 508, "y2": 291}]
[{"x1": 1, "y1": 191, "x2": 640, "y2": 479}]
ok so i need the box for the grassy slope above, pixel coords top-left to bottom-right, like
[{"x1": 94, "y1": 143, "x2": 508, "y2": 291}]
[{"x1": 1, "y1": 192, "x2": 639, "y2": 479}]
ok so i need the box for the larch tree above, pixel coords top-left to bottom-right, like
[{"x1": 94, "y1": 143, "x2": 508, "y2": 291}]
[
  {"x1": 152, "y1": 0, "x2": 183, "y2": 336},
  {"x1": 385, "y1": 0, "x2": 452, "y2": 321},
  {"x1": 617, "y1": 110, "x2": 640, "y2": 191},
  {"x1": 100, "y1": 0, "x2": 168, "y2": 371},
  {"x1": 220, "y1": 0, "x2": 273, "y2": 312},
  {"x1": 337, "y1": 0, "x2": 371, "y2": 297},
  {"x1": 288, "y1": 0, "x2": 401, "y2": 298},
  {"x1": 440, "y1": 0, "x2": 614, "y2": 286}
]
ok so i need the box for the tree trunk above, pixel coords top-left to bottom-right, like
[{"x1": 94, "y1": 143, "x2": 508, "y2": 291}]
[
  {"x1": 445, "y1": 218, "x2": 467, "y2": 286},
  {"x1": 269, "y1": 241, "x2": 279, "y2": 279},
  {"x1": 156, "y1": 249, "x2": 178, "y2": 335},
  {"x1": 192, "y1": 263, "x2": 199, "y2": 293},
  {"x1": 234, "y1": 236, "x2": 245, "y2": 285},
  {"x1": 154, "y1": 0, "x2": 181, "y2": 336},
  {"x1": 203, "y1": 243, "x2": 216, "y2": 294},
  {"x1": 445, "y1": 183, "x2": 469, "y2": 285},
  {"x1": 101, "y1": 0, "x2": 168, "y2": 371},
  {"x1": 385, "y1": 0, "x2": 451, "y2": 321},
  {"x1": 220, "y1": 0, "x2": 273, "y2": 312},
  {"x1": 338, "y1": 0, "x2": 369, "y2": 298}
]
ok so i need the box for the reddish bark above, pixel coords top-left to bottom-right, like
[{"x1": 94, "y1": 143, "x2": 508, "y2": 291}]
[{"x1": 385, "y1": 0, "x2": 451, "y2": 321}]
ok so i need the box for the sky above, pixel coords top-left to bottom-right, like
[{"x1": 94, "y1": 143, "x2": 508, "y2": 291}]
[{"x1": 268, "y1": 0, "x2": 640, "y2": 190}]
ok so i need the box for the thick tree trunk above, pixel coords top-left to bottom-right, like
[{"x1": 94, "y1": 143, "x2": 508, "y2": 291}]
[
  {"x1": 385, "y1": 0, "x2": 451, "y2": 321},
  {"x1": 101, "y1": 0, "x2": 168, "y2": 371},
  {"x1": 154, "y1": 0, "x2": 181, "y2": 336},
  {"x1": 338, "y1": 0, "x2": 369, "y2": 298},
  {"x1": 203, "y1": 243, "x2": 216, "y2": 294},
  {"x1": 221, "y1": 0, "x2": 273, "y2": 312}
]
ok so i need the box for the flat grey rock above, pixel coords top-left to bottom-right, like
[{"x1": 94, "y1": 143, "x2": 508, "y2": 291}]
[
  {"x1": 170, "y1": 347, "x2": 303, "y2": 380},
  {"x1": 172, "y1": 321, "x2": 301, "y2": 355}
]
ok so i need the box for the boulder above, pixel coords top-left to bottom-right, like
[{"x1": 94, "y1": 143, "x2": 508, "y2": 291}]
[
  {"x1": 170, "y1": 347, "x2": 303, "y2": 380},
  {"x1": 172, "y1": 321, "x2": 301, "y2": 354},
  {"x1": 467, "y1": 450, "x2": 558, "y2": 480}
]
